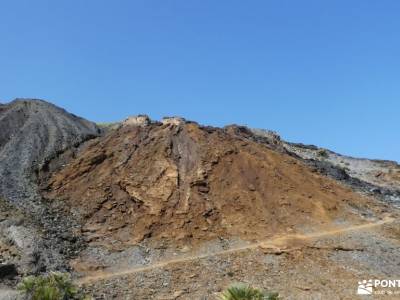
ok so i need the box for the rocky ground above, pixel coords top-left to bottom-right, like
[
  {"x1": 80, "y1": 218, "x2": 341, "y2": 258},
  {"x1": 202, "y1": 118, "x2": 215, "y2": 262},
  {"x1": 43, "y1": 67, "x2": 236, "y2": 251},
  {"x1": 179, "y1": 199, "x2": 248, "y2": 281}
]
[
  {"x1": 0, "y1": 99, "x2": 399, "y2": 299},
  {"x1": 80, "y1": 218, "x2": 400, "y2": 299}
]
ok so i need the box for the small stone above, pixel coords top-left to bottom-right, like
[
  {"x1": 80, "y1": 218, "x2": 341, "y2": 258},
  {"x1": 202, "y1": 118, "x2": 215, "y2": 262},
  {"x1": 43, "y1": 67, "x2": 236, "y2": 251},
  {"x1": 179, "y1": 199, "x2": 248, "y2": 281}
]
[
  {"x1": 104, "y1": 202, "x2": 113, "y2": 210},
  {"x1": 173, "y1": 290, "x2": 185, "y2": 298},
  {"x1": 248, "y1": 184, "x2": 256, "y2": 191},
  {"x1": 180, "y1": 246, "x2": 190, "y2": 253}
]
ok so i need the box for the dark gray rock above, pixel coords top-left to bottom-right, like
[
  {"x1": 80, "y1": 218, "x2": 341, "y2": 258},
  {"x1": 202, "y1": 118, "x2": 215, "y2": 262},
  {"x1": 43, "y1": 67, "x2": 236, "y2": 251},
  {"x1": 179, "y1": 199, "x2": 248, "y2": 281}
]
[
  {"x1": 0, "y1": 99, "x2": 101, "y2": 276},
  {"x1": 0, "y1": 99, "x2": 100, "y2": 209},
  {"x1": 0, "y1": 264, "x2": 18, "y2": 279}
]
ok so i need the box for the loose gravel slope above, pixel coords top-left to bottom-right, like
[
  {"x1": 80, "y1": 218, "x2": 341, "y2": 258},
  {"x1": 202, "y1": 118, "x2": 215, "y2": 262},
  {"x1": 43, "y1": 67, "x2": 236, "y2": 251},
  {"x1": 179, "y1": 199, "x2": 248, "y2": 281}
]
[
  {"x1": 0, "y1": 98, "x2": 100, "y2": 210},
  {"x1": 0, "y1": 99, "x2": 101, "y2": 280}
]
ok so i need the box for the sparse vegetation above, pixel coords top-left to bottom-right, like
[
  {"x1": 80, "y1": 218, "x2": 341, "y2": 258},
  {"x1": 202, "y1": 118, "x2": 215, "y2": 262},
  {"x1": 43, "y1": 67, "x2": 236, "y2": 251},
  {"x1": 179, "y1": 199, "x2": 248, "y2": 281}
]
[
  {"x1": 317, "y1": 148, "x2": 329, "y2": 158},
  {"x1": 96, "y1": 122, "x2": 119, "y2": 130},
  {"x1": 17, "y1": 272, "x2": 90, "y2": 300},
  {"x1": 218, "y1": 283, "x2": 279, "y2": 300}
]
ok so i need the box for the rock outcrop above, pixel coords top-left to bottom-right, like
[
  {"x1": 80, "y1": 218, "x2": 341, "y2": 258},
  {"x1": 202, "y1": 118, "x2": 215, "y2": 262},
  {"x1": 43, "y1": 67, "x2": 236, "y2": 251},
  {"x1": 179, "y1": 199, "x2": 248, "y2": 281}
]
[
  {"x1": 122, "y1": 115, "x2": 151, "y2": 127},
  {"x1": 44, "y1": 120, "x2": 380, "y2": 250}
]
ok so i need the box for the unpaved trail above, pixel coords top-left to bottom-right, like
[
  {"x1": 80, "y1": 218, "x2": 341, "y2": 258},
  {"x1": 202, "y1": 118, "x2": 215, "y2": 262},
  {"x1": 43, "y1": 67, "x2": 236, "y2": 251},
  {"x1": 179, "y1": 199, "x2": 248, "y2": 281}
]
[{"x1": 78, "y1": 217, "x2": 394, "y2": 284}]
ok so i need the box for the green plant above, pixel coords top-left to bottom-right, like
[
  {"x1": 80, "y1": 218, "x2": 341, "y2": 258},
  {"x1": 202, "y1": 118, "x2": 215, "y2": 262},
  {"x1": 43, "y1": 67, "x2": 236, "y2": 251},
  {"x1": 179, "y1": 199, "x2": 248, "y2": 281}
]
[
  {"x1": 218, "y1": 283, "x2": 279, "y2": 300},
  {"x1": 18, "y1": 272, "x2": 89, "y2": 300}
]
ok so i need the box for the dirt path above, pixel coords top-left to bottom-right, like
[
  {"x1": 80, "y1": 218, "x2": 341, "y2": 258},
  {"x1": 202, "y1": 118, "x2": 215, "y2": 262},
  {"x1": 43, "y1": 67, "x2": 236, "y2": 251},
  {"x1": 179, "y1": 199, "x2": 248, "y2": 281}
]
[{"x1": 78, "y1": 217, "x2": 394, "y2": 285}]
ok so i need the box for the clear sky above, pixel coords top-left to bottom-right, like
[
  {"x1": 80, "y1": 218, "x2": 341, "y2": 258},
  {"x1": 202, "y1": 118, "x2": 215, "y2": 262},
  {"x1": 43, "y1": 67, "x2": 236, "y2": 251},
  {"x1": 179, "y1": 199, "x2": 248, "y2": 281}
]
[{"x1": 0, "y1": 1, "x2": 399, "y2": 161}]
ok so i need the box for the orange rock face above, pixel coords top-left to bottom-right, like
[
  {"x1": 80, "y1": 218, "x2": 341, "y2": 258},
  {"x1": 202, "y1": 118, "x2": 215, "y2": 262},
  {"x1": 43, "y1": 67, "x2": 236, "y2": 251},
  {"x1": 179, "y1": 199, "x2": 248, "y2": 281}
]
[{"x1": 43, "y1": 121, "x2": 378, "y2": 249}]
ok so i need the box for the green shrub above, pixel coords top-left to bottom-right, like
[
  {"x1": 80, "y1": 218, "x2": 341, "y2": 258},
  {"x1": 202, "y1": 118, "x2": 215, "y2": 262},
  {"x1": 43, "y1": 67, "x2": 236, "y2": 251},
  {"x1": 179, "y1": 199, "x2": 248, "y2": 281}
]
[
  {"x1": 218, "y1": 283, "x2": 279, "y2": 300},
  {"x1": 17, "y1": 272, "x2": 89, "y2": 300},
  {"x1": 317, "y1": 149, "x2": 329, "y2": 158}
]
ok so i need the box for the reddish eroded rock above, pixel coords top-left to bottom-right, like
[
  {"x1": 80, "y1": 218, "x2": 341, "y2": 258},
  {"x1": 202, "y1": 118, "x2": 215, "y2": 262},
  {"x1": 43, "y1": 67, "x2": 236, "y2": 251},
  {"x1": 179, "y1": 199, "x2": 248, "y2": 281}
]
[{"x1": 42, "y1": 120, "x2": 382, "y2": 251}]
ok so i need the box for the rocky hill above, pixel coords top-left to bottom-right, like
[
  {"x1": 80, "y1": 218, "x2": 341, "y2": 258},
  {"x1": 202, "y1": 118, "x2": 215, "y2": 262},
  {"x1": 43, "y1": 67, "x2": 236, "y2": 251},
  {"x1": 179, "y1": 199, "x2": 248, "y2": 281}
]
[
  {"x1": 44, "y1": 117, "x2": 382, "y2": 250},
  {"x1": 1, "y1": 100, "x2": 399, "y2": 299}
]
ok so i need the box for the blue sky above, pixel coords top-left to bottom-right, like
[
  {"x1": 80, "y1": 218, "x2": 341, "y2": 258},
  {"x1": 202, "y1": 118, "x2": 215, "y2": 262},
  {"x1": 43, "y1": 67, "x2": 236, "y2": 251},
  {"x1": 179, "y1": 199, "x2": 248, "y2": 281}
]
[{"x1": 0, "y1": 1, "x2": 399, "y2": 161}]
